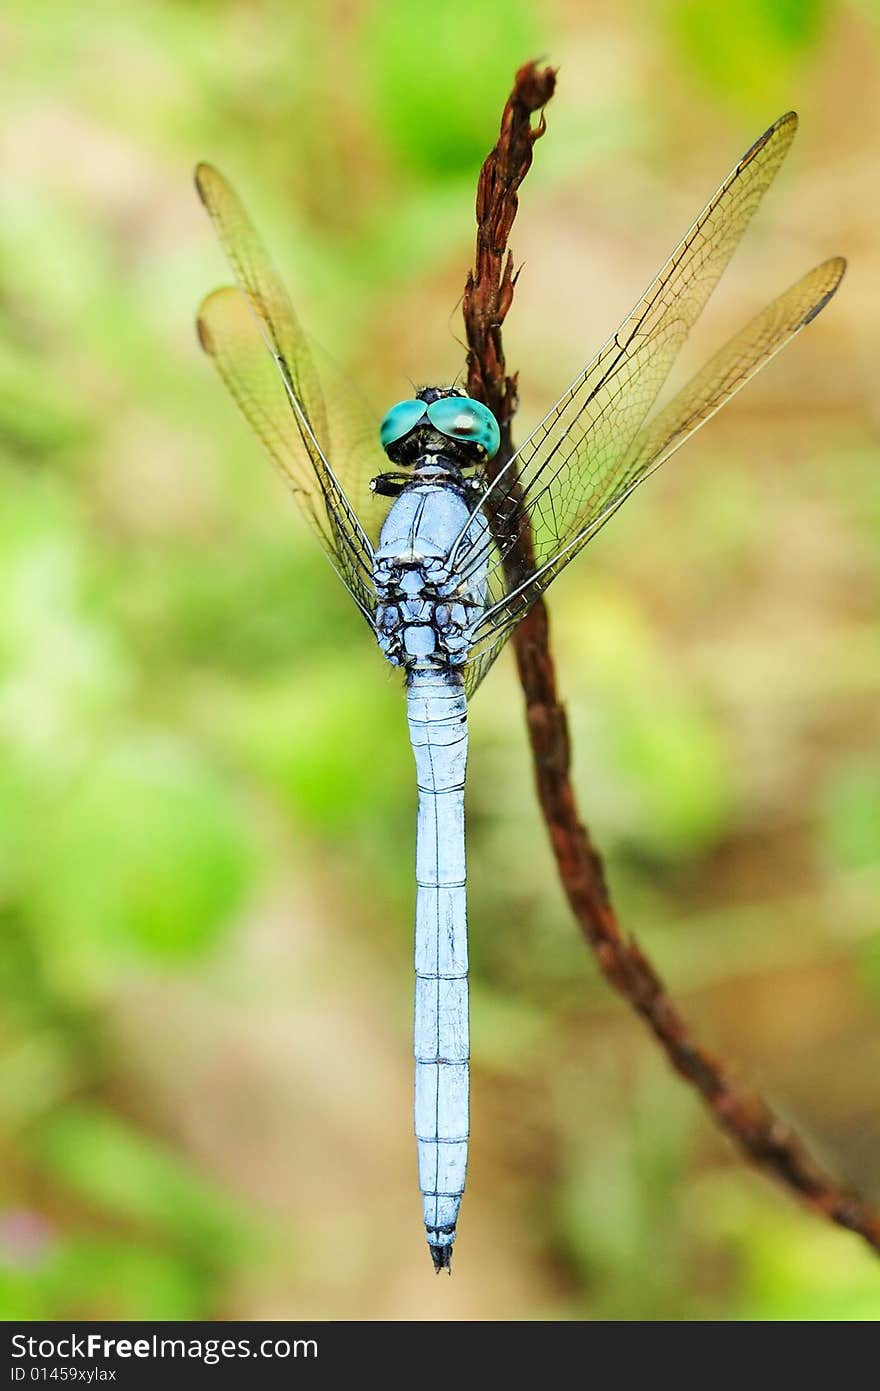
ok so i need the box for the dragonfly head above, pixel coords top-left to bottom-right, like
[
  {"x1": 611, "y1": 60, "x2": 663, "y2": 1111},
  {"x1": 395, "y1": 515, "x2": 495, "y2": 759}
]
[{"x1": 379, "y1": 387, "x2": 501, "y2": 469}]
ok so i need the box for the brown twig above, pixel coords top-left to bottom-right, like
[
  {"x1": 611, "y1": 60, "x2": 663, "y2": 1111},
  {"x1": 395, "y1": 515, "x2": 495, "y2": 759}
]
[{"x1": 463, "y1": 59, "x2": 880, "y2": 1256}]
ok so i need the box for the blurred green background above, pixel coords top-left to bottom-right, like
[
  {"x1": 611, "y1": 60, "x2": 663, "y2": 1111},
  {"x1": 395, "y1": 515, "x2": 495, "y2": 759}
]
[{"x1": 1, "y1": 0, "x2": 878, "y2": 1321}]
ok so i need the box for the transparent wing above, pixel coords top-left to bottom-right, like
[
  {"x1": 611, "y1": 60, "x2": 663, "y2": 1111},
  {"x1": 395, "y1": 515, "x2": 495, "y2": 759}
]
[
  {"x1": 198, "y1": 286, "x2": 384, "y2": 618},
  {"x1": 454, "y1": 116, "x2": 795, "y2": 624},
  {"x1": 449, "y1": 111, "x2": 837, "y2": 690},
  {"x1": 463, "y1": 252, "x2": 845, "y2": 689},
  {"x1": 610, "y1": 257, "x2": 846, "y2": 508},
  {"x1": 473, "y1": 114, "x2": 799, "y2": 578},
  {"x1": 195, "y1": 163, "x2": 384, "y2": 617}
]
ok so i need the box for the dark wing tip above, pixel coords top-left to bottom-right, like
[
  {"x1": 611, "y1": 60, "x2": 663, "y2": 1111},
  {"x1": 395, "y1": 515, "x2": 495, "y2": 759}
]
[
  {"x1": 741, "y1": 110, "x2": 799, "y2": 170},
  {"x1": 195, "y1": 312, "x2": 214, "y2": 355},
  {"x1": 823, "y1": 254, "x2": 847, "y2": 285},
  {"x1": 193, "y1": 162, "x2": 218, "y2": 207},
  {"x1": 773, "y1": 110, "x2": 799, "y2": 137},
  {"x1": 801, "y1": 256, "x2": 847, "y2": 326},
  {"x1": 195, "y1": 288, "x2": 233, "y2": 355}
]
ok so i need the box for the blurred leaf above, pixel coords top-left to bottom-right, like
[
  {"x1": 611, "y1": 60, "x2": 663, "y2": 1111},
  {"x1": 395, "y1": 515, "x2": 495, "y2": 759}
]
[
  {"x1": 221, "y1": 657, "x2": 406, "y2": 837},
  {"x1": 469, "y1": 982, "x2": 553, "y2": 1072},
  {"x1": 666, "y1": 0, "x2": 832, "y2": 108},
  {"x1": 32, "y1": 732, "x2": 256, "y2": 970},
  {"x1": 733, "y1": 1206, "x2": 880, "y2": 1320},
  {"x1": 54, "y1": 1237, "x2": 210, "y2": 1320},
  {"x1": 0, "y1": 477, "x2": 131, "y2": 763},
  {"x1": 121, "y1": 538, "x2": 366, "y2": 677},
  {"x1": 0, "y1": 1232, "x2": 209, "y2": 1321},
  {"x1": 0, "y1": 763, "x2": 30, "y2": 897},
  {"x1": 0, "y1": 1034, "x2": 77, "y2": 1132},
  {"x1": 818, "y1": 762, "x2": 880, "y2": 872},
  {"x1": 610, "y1": 699, "x2": 732, "y2": 858},
  {"x1": 28, "y1": 1105, "x2": 248, "y2": 1257},
  {"x1": 365, "y1": 0, "x2": 541, "y2": 175},
  {"x1": 0, "y1": 327, "x2": 89, "y2": 462},
  {"x1": 562, "y1": 592, "x2": 733, "y2": 859},
  {"x1": 555, "y1": 1058, "x2": 700, "y2": 1318}
]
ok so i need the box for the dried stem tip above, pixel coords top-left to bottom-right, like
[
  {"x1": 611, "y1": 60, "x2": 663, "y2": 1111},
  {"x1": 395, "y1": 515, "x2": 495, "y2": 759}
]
[{"x1": 465, "y1": 60, "x2": 556, "y2": 441}]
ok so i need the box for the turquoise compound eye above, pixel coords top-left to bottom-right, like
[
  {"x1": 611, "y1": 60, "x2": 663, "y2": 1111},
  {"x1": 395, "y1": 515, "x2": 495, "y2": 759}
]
[
  {"x1": 426, "y1": 397, "x2": 500, "y2": 459},
  {"x1": 379, "y1": 399, "x2": 427, "y2": 451}
]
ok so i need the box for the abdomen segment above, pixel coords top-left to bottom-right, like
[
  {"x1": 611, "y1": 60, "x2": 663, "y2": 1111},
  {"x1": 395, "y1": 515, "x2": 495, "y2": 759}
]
[{"x1": 407, "y1": 673, "x2": 470, "y2": 1271}]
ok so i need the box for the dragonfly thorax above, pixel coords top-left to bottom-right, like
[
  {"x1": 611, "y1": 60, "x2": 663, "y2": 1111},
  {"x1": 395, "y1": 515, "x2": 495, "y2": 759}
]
[
  {"x1": 370, "y1": 451, "x2": 485, "y2": 500},
  {"x1": 373, "y1": 471, "x2": 489, "y2": 672}
]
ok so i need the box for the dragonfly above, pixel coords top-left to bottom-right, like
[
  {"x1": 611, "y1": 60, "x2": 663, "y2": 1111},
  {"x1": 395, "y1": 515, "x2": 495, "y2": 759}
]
[{"x1": 195, "y1": 111, "x2": 844, "y2": 1273}]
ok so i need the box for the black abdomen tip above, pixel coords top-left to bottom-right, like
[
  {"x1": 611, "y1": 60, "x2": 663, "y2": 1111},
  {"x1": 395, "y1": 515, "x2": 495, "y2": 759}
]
[{"x1": 430, "y1": 1243, "x2": 453, "y2": 1274}]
